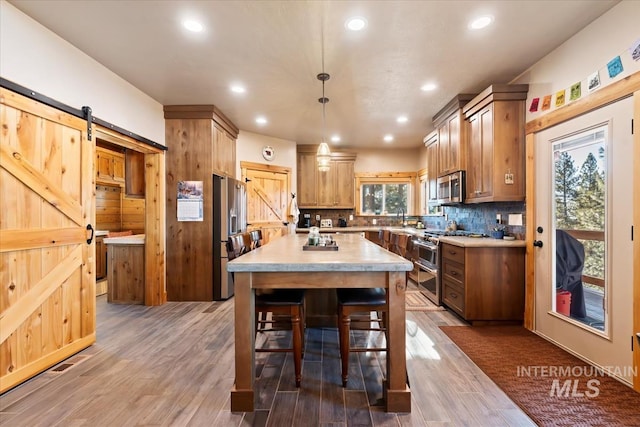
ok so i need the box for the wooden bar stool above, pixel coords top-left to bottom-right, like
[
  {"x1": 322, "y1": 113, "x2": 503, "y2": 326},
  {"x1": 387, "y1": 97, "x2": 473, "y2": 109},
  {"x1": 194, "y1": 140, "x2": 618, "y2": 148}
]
[
  {"x1": 336, "y1": 288, "x2": 387, "y2": 387},
  {"x1": 226, "y1": 233, "x2": 305, "y2": 387},
  {"x1": 249, "y1": 229, "x2": 263, "y2": 250},
  {"x1": 379, "y1": 229, "x2": 391, "y2": 250}
]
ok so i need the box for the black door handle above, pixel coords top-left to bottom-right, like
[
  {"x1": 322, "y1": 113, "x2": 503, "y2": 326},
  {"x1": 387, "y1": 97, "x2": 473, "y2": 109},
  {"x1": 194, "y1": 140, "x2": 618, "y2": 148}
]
[
  {"x1": 86, "y1": 224, "x2": 94, "y2": 244},
  {"x1": 533, "y1": 240, "x2": 543, "y2": 248}
]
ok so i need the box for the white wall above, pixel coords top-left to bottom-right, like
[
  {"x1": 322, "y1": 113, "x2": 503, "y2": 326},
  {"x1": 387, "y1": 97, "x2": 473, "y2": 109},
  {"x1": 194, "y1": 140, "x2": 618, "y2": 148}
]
[
  {"x1": 0, "y1": 1, "x2": 165, "y2": 144},
  {"x1": 353, "y1": 147, "x2": 422, "y2": 173},
  {"x1": 235, "y1": 131, "x2": 298, "y2": 194},
  {"x1": 513, "y1": 0, "x2": 640, "y2": 122}
]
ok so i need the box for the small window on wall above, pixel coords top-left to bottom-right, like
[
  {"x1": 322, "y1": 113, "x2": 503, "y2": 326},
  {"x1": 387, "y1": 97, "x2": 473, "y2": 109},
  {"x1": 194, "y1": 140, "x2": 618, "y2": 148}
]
[{"x1": 355, "y1": 173, "x2": 415, "y2": 215}]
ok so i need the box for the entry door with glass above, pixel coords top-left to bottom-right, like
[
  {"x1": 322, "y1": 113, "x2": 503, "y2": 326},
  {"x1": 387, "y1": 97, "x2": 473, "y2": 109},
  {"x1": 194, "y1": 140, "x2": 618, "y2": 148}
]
[{"x1": 533, "y1": 96, "x2": 634, "y2": 385}]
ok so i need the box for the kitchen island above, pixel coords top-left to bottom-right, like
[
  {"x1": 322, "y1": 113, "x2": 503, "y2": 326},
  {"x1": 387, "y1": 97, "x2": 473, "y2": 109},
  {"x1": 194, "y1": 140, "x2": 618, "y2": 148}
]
[{"x1": 227, "y1": 233, "x2": 413, "y2": 413}]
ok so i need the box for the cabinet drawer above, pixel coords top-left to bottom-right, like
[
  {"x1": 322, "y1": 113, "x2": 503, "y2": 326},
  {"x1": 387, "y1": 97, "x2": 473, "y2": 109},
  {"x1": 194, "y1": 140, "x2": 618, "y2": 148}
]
[
  {"x1": 442, "y1": 279, "x2": 465, "y2": 315},
  {"x1": 441, "y1": 244, "x2": 465, "y2": 264},
  {"x1": 442, "y1": 260, "x2": 464, "y2": 284}
]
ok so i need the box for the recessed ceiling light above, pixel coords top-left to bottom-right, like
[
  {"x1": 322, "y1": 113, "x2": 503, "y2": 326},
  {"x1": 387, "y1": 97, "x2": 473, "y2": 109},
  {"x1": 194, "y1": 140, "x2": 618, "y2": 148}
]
[
  {"x1": 421, "y1": 83, "x2": 437, "y2": 92},
  {"x1": 469, "y1": 15, "x2": 493, "y2": 30},
  {"x1": 230, "y1": 85, "x2": 246, "y2": 94},
  {"x1": 396, "y1": 116, "x2": 408, "y2": 124},
  {"x1": 183, "y1": 20, "x2": 204, "y2": 33},
  {"x1": 345, "y1": 17, "x2": 367, "y2": 31},
  {"x1": 331, "y1": 135, "x2": 341, "y2": 143},
  {"x1": 255, "y1": 117, "x2": 267, "y2": 125},
  {"x1": 383, "y1": 134, "x2": 394, "y2": 143}
]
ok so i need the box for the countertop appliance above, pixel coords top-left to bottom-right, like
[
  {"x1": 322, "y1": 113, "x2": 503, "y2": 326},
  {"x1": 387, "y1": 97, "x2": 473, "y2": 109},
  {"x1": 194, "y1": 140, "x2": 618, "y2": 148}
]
[
  {"x1": 320, "y1": 219, "x2": 333, "y2": 228},
  {"x1": 299, "y1": 213, "x2": 311, "y2": 228},
  {"x1": 437, "y1": 170, "x2": 464, "y2": 205},
  {"x1": 213, "y1": 174, "x2": 247, "y2": 300}
]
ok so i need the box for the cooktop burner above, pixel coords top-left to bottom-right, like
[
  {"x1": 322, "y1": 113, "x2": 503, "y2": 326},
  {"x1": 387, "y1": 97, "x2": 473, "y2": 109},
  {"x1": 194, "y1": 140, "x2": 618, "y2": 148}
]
[{"x1": 423, "y1": 229, "x2": 487, "y2": 238}]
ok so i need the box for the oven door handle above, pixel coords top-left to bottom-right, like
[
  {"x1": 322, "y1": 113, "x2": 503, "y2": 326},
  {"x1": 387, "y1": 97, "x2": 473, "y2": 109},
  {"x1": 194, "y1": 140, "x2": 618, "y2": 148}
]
[{"x1": 415, "y1": 260, "x2": 437, "y2": 275}]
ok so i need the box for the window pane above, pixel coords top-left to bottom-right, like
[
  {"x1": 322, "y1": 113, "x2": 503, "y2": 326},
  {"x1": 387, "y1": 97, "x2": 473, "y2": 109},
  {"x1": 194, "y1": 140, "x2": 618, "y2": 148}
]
[
  {"x1": 360, "y1": 182, "x2": 410, "y2": 215},
  {"x1": 362, "y1": 184, "x2": 383, "y2": 214},
  {"x1": 552, "y1": 126, "x2": 606, "y2": 332}
]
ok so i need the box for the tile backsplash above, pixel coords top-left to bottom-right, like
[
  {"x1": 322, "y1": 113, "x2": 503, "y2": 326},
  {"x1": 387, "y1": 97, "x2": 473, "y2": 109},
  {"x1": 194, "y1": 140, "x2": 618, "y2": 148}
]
[{"x1": 299, "y1": 201, "x2": 525, "y2": 239}]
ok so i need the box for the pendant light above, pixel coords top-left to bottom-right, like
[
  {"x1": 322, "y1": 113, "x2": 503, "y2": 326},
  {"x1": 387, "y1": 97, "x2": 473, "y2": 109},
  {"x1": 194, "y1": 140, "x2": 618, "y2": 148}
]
[{"x1": 316, "y1": 72, "x2": 331, "y2": 172}]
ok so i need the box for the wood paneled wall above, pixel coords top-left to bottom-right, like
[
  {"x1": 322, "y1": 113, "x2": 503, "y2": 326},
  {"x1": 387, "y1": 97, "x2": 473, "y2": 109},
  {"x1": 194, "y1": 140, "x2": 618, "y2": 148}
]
[
  {"x1": 122, "y1": 197, "x2": 145, "y2": 234},
  {"x1": 96, "y1": 184, "x2": 145, "y2": 234}
]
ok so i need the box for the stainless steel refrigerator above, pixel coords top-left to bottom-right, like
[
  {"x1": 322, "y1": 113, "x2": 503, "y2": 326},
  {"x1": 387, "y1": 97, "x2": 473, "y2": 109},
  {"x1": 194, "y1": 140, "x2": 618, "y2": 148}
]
[{"x1": 213, "y1": 174, "x2": 247, "y2": 300}]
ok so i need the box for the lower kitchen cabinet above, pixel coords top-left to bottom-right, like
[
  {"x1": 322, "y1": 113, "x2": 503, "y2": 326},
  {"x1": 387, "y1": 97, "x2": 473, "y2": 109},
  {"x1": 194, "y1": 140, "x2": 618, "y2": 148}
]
[
  {"x1": 95, "y1": 236, "x2": 106, "y2": 280},
  {"x1": 440, "y1": 242, "x2": 525, "y2": 322},
  {"x1": 107, "y1": 241, "x2": 145, "y2": 304}
]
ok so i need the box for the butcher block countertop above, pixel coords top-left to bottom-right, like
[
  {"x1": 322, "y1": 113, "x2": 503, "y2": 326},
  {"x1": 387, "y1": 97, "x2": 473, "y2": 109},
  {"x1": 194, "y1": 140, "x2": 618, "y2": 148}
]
[
  {"x1": 227, "y1": 233, "x2": 412, "y2": 273},
  {"x1": 103, "y1": 234, "x2": 145, "y2": 245}
]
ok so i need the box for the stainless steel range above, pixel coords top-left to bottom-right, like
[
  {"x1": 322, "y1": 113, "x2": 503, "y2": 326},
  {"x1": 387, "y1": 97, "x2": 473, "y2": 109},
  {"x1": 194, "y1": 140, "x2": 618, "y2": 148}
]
[
  {"x1": 412, "y1": 233, "x2": 440, "y2": 305},
  {"x1": 412, "y1": 229, "x2": 487, "y2": 305}
]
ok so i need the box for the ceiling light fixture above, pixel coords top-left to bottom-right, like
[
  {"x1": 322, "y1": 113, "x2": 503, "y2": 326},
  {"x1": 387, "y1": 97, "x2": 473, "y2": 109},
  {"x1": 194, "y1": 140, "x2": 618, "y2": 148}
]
[
  {"x1": 397, "y1": 116, "x2": 408, "y2": 124},
  {"x1": 469, "y1": 15, "x2": 494, "y2": 30},
  {"x1": 345, "y1": 17, "x2": 367, "y2": 31},
  {"x1": 331, "y1": 135, "x2": 341, "y2": 143},
  {"x1": 384, "y1": 135, "x2": 394, "y2": 143},
  {"x1": 255, "y1": 116, "x2": 267, "y2": 125},
  {"x1": 316, "y1": 72, "x2": 332, "y2": 172},
  {"x1": 421, "y1": 83, "x2": 437, "y2": 92},
  {"x1": 183, "y1": 20, "x2": 204, "y2": 33},
  {"x1": 230, "y1": 85, "x2": 246, "y2": 94}
]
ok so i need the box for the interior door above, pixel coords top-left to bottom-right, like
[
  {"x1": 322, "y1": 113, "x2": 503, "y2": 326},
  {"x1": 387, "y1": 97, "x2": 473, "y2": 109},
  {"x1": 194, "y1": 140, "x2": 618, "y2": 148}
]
[
  {"x1": 0, "y1": 88, "x2": 95, "y2": 392},
  {"x1": 243, "y1": 164, "x2": 290, "y2": 245},
  {"x1": 534, "y1": 96, "x2": 634, "y2": 385}
]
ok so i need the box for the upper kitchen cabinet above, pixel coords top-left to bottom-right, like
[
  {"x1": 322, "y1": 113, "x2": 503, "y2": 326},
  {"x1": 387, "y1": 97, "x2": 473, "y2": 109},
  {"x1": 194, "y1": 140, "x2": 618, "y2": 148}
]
[
  {"x1": 297, "y1": 145, "x2": 356, "y2": 209},
  {"x1": 96, "y1": 145, "x2": 125, "y2": 185},
  {"x1": 125, "y1": 150, "x2": 146, "y2": 197},
  {"x1": 463, "y1": 84, "x2": 528, "y2": 203},
  {"x1": 423, "y1": 130, "x2": 439, "y2": 212},
  {"x1": 164, "y1": 105, "x2": 238, "y2": 179},
  {"x1": 432, "y1": 94, "x2": 476, "y2": 177}
]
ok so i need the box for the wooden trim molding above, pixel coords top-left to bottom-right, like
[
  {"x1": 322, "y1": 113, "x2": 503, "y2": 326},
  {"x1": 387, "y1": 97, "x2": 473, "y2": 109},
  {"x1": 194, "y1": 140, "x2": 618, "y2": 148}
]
[
  {"x1": 524, "y1": 133, "x2": 535, "y2": 331},
  {"x1": 240, "y1": 161, "x2": 292, "y2": 175},
  {"x1": 163, "y1": 105, "x2": 239, "y2": 138},
  {"x1": 95, "y1": 125, "x2": 165, "y2": 154},
  {"x1": 634, "y1": 90, "x2": 640, "y2": 392}
]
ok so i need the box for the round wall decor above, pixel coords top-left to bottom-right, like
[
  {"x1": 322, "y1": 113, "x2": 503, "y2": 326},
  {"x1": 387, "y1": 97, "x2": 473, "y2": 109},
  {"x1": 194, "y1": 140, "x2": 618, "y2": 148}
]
[{"x1": 262, "y1": 145, "x2": 275, "y2": 161}]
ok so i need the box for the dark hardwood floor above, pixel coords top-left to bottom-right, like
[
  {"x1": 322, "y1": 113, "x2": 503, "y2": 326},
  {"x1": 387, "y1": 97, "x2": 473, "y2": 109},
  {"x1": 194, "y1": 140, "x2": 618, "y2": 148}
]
[{"x1": 0, "y1": 294, "x2": 534, "y2": 426}]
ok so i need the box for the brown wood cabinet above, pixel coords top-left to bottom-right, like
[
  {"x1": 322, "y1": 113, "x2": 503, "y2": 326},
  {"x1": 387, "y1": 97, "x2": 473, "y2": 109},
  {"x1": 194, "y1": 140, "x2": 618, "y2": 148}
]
[
  {"x1": 463, "y1": 84, "x2": 528, "y2": 203},
  {"x1": 213, "y1": 123, "x2": 236, "y2": 177},
  {"x1": 432, "y1": 94, "x2": 476, "y2": 177},
  {"x1": 164, "y1": 105, "x2": 239, "y2": 301},
  {"x1": 96, "y1": 146, "x2": 125, "y2": 185},
  {"x1": 96, "y1": 236, "x2": 107, "y2": 280},
  {"x1": 424, "y1": 130, "x2": 439, "y2": 212},
  {"x1": 107, "y1": 241, "x2": 145, "y2": 304},
  {"x1": 297, "y1": 146, "x2": 356, "y2": 209},
  {"x1": 125, "y1": 150, "x2": 145, "y2": 197},
  {"x1": 440, "y1": 242, "x2": 525, "y2": 322}
]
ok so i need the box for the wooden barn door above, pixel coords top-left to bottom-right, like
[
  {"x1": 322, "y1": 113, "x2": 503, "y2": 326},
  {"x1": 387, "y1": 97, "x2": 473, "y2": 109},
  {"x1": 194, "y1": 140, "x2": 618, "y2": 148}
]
[
  {"x1": 0, "y1": 88, "x2": 95, "y2": 392},
  {"x1": 240, "y1": 161, "x2": 290, "y2": 245}
]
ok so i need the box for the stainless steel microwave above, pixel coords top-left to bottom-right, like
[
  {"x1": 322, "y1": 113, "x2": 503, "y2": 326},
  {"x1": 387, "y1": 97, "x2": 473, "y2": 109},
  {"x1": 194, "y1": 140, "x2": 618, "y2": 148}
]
[{"x1": 437, "y1": 170, "x2": 464, "y2": 205}]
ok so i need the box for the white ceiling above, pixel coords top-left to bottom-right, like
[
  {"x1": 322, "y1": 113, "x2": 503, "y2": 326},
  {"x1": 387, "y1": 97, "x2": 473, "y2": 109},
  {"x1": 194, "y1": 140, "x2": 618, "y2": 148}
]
[{"x1": 9, "y1": 0, "x2": 618, "y2": 149}]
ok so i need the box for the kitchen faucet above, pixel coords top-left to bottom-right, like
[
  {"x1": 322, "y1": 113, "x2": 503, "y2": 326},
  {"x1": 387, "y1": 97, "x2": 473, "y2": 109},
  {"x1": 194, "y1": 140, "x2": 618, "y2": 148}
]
[{"x1": 397, "y1": 208, "x2": 406, "y2": 227}]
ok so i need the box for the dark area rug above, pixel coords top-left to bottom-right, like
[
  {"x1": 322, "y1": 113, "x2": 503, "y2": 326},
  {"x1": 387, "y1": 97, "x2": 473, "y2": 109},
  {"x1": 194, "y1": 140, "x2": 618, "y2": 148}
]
[{"x1": 440, "y1": 325, "x2": 640, "y2": 427}]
